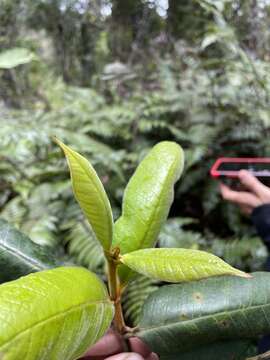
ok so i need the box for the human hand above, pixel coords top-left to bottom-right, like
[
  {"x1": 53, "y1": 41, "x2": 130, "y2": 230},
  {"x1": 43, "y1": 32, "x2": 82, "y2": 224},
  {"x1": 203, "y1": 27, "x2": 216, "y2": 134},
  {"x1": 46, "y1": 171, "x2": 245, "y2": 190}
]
[
  {"x1": 81, "y1": 329, "x2": 158, "y2": 360},
  {"x1": 219, "y1": 170, "x2": 270, "y2": 215}
]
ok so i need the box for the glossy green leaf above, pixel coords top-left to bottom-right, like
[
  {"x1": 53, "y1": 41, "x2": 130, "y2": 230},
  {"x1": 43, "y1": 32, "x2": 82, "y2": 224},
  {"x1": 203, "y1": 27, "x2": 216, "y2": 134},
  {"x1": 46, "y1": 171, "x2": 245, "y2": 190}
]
[
  {"x1": 0, "y1": 266, "x2": 114, "y2": 360},
  {"x1": 0, "y1": 48, "x2": 36, "y2": 69},
  {"x1": 138, "y1": 272, "x2": 270, "y2": 356},
  {"x1": 55, "y1": 139, "x2": 113, "y2": 250},
  {"x1": 160, "y1": 339, "x2": 256, "y2": 360},
  {"x1": 113, "y1": 141, "x2": 184, "y2": 284},
  {"x1": 120, "y1": 248, "x2": 249, "y2": 282},
  {"x1": 0, "y1": 219, "x2": 62, "y2": 283}
]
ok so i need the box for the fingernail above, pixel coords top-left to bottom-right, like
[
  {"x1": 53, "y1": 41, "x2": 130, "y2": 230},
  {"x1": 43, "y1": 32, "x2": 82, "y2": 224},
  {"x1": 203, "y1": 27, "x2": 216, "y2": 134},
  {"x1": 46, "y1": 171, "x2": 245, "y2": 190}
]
[{"x1": 105, "y1": 353, "x2": 144, "y2": 360}]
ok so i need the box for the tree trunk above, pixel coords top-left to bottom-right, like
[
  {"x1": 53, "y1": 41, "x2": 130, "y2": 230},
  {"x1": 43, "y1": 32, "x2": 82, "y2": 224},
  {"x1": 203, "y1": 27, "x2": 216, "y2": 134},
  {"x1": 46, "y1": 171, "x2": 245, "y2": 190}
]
[
  {"x1": 110, "y1": 0, "x2": 144, "y2": 60},
  {"x1": 167, "y1": 0, "x2": 211, "y2": 41}
]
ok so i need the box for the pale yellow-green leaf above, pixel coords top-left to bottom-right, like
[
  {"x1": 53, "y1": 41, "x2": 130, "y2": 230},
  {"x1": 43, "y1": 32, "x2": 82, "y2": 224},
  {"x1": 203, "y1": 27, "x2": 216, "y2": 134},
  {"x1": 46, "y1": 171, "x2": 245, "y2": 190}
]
[
  {"x1": 113, "y1": 141, "x2": 184, "y2": 285},
  {"x1": 120, "y1": 248, "x2": 250, "y2": 283},
  {"x1": 0, "y1": 267, "x2": 114, "y2": 360},
  {"x1": 55, "y1": 139, "x2": 113, "y2": 250}
]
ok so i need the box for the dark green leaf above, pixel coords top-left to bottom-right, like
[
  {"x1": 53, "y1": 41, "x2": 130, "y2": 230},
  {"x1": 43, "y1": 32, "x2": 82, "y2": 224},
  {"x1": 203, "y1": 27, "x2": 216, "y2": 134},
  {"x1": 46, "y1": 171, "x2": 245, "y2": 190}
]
[
  {"x1": 160, "y1": 339, "x2": 256, "y2": 360},
  {"x1": 138, "y1": 272, "x2": 270, "y2": 356},
  {"x1": 0, "y1": 219, "x2": 61, "y2": 283}
]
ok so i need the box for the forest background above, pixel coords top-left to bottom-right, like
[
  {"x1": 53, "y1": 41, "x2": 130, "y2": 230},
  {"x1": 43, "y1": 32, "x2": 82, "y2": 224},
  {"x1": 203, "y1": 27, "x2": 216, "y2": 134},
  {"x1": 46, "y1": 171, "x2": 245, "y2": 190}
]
[{"x1": 1, "y1": 0, "x2": 270, "y2": 325}]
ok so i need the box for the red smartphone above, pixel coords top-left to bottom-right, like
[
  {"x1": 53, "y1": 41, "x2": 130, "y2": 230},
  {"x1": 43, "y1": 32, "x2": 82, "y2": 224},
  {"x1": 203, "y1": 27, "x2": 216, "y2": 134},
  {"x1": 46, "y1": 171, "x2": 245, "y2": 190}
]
[{"x1": 211, "y1": 158, "x2": 270, "y2": 186}]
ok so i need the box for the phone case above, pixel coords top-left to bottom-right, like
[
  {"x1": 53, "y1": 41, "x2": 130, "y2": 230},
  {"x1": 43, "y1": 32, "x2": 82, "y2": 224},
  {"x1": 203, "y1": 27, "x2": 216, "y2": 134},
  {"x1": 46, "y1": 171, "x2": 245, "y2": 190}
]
[{"x1": 211, "y1": 157, "x2": 270, "y2": 186}]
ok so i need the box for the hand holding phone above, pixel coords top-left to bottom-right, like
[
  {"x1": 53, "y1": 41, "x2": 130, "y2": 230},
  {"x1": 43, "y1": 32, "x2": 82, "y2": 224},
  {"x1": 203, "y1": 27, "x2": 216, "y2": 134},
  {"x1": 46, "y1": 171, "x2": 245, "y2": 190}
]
[{"x1": 210, "y1": 158, "x2": 270, "y2": 214}]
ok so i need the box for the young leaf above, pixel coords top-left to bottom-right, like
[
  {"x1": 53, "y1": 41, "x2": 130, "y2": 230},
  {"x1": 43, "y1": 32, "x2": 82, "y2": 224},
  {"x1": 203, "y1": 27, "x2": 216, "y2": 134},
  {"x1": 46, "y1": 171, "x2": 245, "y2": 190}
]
[
  {"x1": 138, "y1": 272, "x2": 270, "y2": 356},
  {"x1": 55, "y1": 139, "x2": 113, "y2": 250},
  {"x1": 113, "y1": 141, "x2": 184, "y2": 285},
  {"x1": 120, "y1": 248, "x2": 249, "y2": 282},
  {"x1": 0, "y1": 219, "x2": 62, "y2": 283},
  {"x1": 0, "y1": 267, "x2": 114, "y2": 360}
]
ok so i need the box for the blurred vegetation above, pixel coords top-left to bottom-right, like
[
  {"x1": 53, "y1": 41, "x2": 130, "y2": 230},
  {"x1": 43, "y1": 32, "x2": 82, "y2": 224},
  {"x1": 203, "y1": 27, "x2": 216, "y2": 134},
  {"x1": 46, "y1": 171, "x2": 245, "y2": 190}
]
[{"x1": 1, "y1": 0, "x2": 270, "y2": 324}]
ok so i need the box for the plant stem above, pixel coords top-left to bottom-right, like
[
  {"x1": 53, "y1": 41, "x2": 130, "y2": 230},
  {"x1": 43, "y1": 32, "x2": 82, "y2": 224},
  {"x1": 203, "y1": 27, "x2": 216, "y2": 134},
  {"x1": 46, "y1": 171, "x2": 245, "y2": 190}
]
[
  {"x1": 114, "y1": 295, "x2": 126, "y2": 334},
  {"x1": 107, "y1": 254, "x2": 126, "y2": 334},
  {"x1": 107, "y1": 257, "x2": 118, "y2": 300}
]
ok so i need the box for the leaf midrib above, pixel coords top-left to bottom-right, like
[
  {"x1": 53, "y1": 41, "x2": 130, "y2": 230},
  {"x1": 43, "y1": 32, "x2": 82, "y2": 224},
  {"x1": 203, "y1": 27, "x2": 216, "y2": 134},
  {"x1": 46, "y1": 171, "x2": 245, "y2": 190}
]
[
  {"x1": 0, "y1": 227, "x2": 46, "y2": 271},
  {"x1": 134, "y1": 153, "x2": 179, "y2": 251},
  {"x1": 139, "y1": 301, "x2": 270, "y2": 334},
  {"x1": 67, "y1": 148, "x2": 112, "y2": 245},
  {"x1": 0, "y1": 299, "x2": 111, "y2": 352}
]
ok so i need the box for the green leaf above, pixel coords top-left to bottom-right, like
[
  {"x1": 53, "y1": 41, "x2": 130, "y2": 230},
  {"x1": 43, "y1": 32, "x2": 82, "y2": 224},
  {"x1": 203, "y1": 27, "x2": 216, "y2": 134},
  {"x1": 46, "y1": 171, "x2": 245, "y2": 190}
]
[
  {"x1": 55, "y1": 139, "x2": 113, "y2": 250},
  {"x1": 120, "y1": 248, "x2": 249, "y2": 282},
  {"x1": 0, "y1": 219, "x2": 62, "y2": 283},
  {"x1": 138, "y1": 272, "x2": 270, "y2": 356},
  {"x1": 0, "y1": 48, "x2": 36, "y2": 69},
  {"x1": 160, "y1": 339, "x2": 256, "y2": 360},
  {"x1": 0, "y1": 266, "x2": 114, "y2": 360},
  {"x1": 113, "y1": 141, "x2": 184, "y2": 285}
]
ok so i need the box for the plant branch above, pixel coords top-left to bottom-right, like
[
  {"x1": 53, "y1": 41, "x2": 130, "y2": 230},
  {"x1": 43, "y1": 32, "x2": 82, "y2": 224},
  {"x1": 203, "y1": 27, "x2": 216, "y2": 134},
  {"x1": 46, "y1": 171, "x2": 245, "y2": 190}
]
[{"x1": 106, "y1": 249, "x2": 126, "y2": 334}]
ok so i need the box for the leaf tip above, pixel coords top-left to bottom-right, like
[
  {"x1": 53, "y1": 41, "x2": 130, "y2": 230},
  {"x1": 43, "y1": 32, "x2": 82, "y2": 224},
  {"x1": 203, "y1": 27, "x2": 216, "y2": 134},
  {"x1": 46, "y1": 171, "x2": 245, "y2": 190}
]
[
  {"x1": 234, "y1": 270, "x2": 252, "y2": 279},
  {"x1": 54, "y1": 137, "x2": 71, "y2": 157},
  {"x1": 53, "y1": 136, "x2": 64, "y2": 149}
]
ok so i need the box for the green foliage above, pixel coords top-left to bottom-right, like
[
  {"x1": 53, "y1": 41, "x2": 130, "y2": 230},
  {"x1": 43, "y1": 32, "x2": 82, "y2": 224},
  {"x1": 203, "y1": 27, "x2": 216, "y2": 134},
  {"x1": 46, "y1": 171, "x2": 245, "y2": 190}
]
[
  {"x1": 138, "y1": 272, "x2": 270, "y2": 357},
  {"x1": 0, "y1": 48, "x2": 36, "y2": 69},
  {"x1": 160, "y1": 339, "x2": 256, "y2": 360},
  {"x1": 0, "y1": 267, "x2": 114, "y2": 360},
  {"x1": 62, "y1": 217, "x2": 105, "y2": 274},
  {"x1": 122, "y1": 274, "x2": 159, "y2": 326},
  {"x1": 158, "y1": 218, "x2": 268, "y2": 272},
  {"x1": 1, "y1": 1, "x2": 270, "y2": 356}
]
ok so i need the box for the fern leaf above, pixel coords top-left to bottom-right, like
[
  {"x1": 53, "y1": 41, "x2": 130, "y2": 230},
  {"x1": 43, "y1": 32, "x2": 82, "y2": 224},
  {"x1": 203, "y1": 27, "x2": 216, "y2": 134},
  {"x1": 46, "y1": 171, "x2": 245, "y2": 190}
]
[{"x1": 122, "y1": 274, "x2": 159, "y2": 326}]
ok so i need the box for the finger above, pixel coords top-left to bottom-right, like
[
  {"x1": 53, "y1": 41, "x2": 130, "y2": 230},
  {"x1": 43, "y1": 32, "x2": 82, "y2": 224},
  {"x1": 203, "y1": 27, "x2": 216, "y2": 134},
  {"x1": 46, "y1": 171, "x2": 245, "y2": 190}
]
[
  {"x1": 238, "y1": 170, "x2": 270, "y2": 198},
  {"x1": 219, "y1": 182, "x2": 231, "y2": 196},
  {"x1": 83, "y1": 330, "x2": 124, "y2": 357},
  {"x1": 239, "y1": 204, "x2": 253, "y2": 215},
  {"x1": 105, "y1": 353, "x2": 144, "y2": 360},
  {"x1": 220, "y1": 183, "x2": 261, "y2": 208},
  {"x1": 129, "y1": 337, "x2": 152, "y2": 358},
  {"x1": 146, "y1": 352, "x2": 159, "y2": 360}
]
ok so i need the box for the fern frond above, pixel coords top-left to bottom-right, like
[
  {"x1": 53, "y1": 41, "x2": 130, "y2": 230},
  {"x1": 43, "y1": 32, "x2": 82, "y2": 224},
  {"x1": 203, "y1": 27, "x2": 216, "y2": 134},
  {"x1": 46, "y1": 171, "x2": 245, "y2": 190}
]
[
  {"x1": 208, "y1": 236, "x2": 268, "y2": 272},
  {"x1": 158, "y1": 218, "x2": 204, "y2": 249},
  {"x1": 0, "y1": 197, "x2": 26, "y2": 226},
  {"x1": 63, "y1": 219, "x2": 105, "y2": 274},
  {"x1": 122, "y1": 274, "x2": 159, "y2": 326}
]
